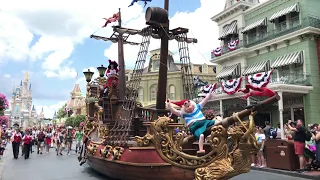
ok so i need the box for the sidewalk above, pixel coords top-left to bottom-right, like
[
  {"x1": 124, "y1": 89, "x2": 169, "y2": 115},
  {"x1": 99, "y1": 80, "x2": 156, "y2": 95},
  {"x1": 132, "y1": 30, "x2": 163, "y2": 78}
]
[{"x1": 251, "y1": 166, "x2": 320, "y2": 180}]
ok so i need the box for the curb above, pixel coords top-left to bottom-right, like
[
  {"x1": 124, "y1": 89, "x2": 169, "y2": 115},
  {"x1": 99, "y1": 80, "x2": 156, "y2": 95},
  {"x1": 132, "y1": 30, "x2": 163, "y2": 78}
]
[{"x1": 251, "y1": 167, "x2": 320, "y2": 180}]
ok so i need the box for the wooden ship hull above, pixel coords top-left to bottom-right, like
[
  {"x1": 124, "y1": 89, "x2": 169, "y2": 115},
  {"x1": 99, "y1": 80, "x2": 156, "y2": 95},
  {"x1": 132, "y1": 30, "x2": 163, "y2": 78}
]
[{"x1": 86, "y1": 147, "x2": 194, "y2": 180}]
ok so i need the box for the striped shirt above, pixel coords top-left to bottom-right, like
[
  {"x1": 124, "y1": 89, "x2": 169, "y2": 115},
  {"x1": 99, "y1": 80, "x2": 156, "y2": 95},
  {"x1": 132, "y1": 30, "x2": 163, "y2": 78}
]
[{"x1": 182, "y1": 104, "x2": 205, "y2": 126}]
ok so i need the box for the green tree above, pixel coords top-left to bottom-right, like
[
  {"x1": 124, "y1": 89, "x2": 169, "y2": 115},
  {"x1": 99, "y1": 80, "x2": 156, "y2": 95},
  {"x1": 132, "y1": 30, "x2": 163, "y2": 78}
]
[
  {"x1": 57, "y1": 103, "x2": 67, "y2": 119},
  {"x1": 64, "y1": 115, "x2": 86, "y2": 128},
  {"x1": 64, "y1": 116, "x2": 75, "y2": 127},
  {"x1": 73, "y1": 115, "x2": 86, "y2": 127}
]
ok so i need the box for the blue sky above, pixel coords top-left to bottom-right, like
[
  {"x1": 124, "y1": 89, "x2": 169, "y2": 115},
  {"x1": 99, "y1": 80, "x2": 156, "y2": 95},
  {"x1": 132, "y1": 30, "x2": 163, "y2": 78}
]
[{"x1": 0, "y1": 0, "x2": 228, "y2": 117}]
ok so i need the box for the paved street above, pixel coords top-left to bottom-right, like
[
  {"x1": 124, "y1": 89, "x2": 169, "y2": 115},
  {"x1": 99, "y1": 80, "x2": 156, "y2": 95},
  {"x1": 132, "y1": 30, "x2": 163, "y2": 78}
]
[{"x1": 0, "y1": 143, "x2": 311, "y2": 180}]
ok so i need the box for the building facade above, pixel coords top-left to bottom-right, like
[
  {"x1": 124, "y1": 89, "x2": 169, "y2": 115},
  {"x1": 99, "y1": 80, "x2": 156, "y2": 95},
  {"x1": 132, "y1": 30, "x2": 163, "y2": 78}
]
[
  {"x1": 4, "y1": 71, "x2": 43, "y2": 128},
  {"x1": 210, "y1": 0, "x2": 320, "y2": 137},
  {"x1": 126, "y1": 48, "x2": 218, "y2": 106},
  {"x1": 65, "y1": 83, "x2": 86, "y2": 116}
]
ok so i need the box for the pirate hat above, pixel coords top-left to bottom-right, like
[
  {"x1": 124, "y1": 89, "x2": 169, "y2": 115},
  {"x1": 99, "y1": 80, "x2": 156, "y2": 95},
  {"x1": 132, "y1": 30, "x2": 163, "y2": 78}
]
[
  {"x1": 108, "y1": 60, "x2": 118, "y2": 69},
  {"x1": 171, "y1": 99, "x2": 188, "y2": 107}
]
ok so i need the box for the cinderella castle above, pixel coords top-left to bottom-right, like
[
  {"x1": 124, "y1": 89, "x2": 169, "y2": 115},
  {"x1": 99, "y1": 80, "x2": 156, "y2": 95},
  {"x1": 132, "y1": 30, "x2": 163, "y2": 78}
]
[{"x1": 4, "y1": 71, "x2": 44, "y2": 128}]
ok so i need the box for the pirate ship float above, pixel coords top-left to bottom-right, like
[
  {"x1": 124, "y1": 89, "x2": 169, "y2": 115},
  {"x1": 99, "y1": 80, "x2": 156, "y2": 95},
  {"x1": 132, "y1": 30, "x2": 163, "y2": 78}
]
[{"x1": 79, "y1": 1, "x2": 280, "y2": 179}]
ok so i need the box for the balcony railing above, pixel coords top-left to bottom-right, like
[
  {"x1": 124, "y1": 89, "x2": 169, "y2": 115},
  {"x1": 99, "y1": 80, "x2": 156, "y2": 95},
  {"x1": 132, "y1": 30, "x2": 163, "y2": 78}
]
[
  {"x1": 213, "y1": 69, "x2": 311, "y2": 95},
  {"x1": 211, "y1": 40, "x2": 244, "y2": 59},
  {"x1": 245, "y1": 16, "x2": 320, "y2": 47}
]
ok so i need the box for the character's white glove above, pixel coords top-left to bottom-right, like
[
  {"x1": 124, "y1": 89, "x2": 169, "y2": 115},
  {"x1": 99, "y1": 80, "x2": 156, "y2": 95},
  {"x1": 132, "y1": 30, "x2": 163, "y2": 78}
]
[{"x1": 166, "y1": 99, "x2": 171, "y2": 107}]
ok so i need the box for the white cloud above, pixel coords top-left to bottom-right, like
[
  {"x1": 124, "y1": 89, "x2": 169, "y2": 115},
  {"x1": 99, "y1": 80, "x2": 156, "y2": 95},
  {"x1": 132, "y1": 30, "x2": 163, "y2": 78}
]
[
  {"x1": 35, "y1": 101, "x2": 66, "y2": 119},
  {"x1": 104, "y1": 0, "x2": 226, "y2": 68},
  {"x1": 3, "y1": 74, "x2": 11, "y2": 78},
  {"x1": 0, "y1": 0, "x2": 141, "y2": 78}
]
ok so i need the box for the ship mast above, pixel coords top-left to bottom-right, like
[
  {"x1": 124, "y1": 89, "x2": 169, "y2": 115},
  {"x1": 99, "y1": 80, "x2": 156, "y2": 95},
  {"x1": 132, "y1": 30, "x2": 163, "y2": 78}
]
[
  {"x1": 117, "y1": 8, "x2": 126, "y2": 100},
  {"x1": 156, "y1": 0, "x2": 169, "y2": 109}
]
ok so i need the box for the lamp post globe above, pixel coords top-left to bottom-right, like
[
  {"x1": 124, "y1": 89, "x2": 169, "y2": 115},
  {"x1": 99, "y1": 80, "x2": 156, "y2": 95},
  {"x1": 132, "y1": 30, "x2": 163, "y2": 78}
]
[
  {"x1": 83, "y1": 69, "x2": 94, "y2": 82},
  {"x1": 97, "y1": 65, "x2": 107, "y2": 77}
]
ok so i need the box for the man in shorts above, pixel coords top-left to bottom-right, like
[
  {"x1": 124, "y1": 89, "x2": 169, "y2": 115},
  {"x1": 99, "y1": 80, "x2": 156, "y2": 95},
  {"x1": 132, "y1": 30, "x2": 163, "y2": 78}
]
[
  {"x1": 37, "y1": 129, "x2": 46, "y2": 154},
  {"x1": 75, "y1": 127, "x2": 84, "y2": 153},
  {"x1": 288, "y1": 119, "x2": 307, "y2": 173}
]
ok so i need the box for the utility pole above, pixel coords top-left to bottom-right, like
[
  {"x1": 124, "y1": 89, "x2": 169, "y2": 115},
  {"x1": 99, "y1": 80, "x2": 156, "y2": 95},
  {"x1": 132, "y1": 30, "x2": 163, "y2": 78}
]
[{"x1": 156, "y1": 0, "x2": 169, "y2": 109}]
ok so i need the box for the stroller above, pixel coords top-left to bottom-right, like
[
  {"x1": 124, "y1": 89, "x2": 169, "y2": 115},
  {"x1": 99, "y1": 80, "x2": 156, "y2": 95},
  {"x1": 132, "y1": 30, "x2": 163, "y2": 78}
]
[{"x1": 305, "y1": 144, "x2": 320, "y2": 171}]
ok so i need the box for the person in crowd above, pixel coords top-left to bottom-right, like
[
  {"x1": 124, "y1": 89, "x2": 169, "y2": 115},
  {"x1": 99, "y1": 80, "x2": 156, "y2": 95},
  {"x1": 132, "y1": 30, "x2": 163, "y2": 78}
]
[
  {"x1": 284, "y1": 124, "x2": 293, "y2": 140},
  {"x1": 0, "y1": 140, "x2": 5, "y2": 159},
  {"x1": 251, "y1": 126, "x2": 258, "y2": 167},
  {"x1": 311, "y1": 123, "x2": 320, "y2": 163},
  {"x1": 37, "y1": 129, "x2": 46, "y2": 154},
  {"x1": 6, "y1": 128, "x2": 12, "y2": 143},
  {"x1": 20, "y1": 128, "x2": 25, "y2": 157},
  {"x1": 263, "y1": 121, "x2": 271, "y2": 140},
  {"x1": 65, "y1": 127, "x2": 73, "y2": 156},
  {"x1": 276, "y1": 123, "x2": 282, "y2": 139},
  {"x1": 22, "y1": 129, "x2": 33, "y2": 159},
  {"x1": 45, "y1": 129, "x2": 53, "y2": 153},
  {"x1": 56, "y1": 130, "x2": 65, "y2": 156},
  {"x1": 75, "y1": 127, "x2": 84, "y2": 154},
  {"x1": 11, "y1": 129, "x2": 22, "y2": 159},
  {"x1": 255, "y1": 126, "x2": 266, "y2": 168},
  {"x1": 288, "y1": 119, "x2": 307, "y2": 173}
]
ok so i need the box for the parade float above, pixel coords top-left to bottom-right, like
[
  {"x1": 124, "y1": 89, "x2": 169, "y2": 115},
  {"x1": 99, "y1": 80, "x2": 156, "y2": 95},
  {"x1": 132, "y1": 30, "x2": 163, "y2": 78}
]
[{"x1": 78, "y1": 1, "x2": 280, "y2": 179}]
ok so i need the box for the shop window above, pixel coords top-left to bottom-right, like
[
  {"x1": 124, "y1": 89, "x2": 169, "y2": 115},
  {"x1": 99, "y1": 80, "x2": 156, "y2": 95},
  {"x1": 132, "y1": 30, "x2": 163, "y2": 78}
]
[
  {"x1": 150, "y1": 85, "x2": 157, "y2": 101},
  {"x1": 169, "y1": 85, "x2": 175, "y2": 100}
]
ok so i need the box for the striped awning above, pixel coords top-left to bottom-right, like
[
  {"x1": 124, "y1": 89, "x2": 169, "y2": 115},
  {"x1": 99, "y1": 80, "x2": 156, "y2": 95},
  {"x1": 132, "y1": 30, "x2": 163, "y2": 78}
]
[
  {"x1": 219, "y1": 21, "x2": 237, "y2": 40},
  {"x1": 269, "y1": 4, "x2": 299, "y2": 22},
  {"x1": 216, "y1": 63, "x2": 240, "y2": 79},
  {"x1": 271, "y1": 51, "x2": 304, "y2": 68},
  {"x1": 242, "y1": 60, "x2": 270, "y2": 76},
  {"x1": 241, "y1": 18, "x2": 267, "y2": 33}
]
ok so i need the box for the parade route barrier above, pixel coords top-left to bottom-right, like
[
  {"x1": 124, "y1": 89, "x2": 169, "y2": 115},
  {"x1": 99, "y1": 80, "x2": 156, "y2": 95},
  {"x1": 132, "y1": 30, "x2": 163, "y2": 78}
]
[{"x1": 265, "y1": 139, "x2": 299, "y2": 171}]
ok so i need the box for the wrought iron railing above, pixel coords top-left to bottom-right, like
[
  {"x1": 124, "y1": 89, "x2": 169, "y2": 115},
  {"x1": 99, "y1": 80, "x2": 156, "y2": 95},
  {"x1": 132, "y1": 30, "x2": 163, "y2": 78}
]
[
  {"x1": 211, "y1": 40, "x2": 244, "y2": 59},
  {"x1": 245, "y1": 16, "x2": 320, "y2": 47},
  {"x1": 213, "y1": 68, "x2": 311, "y2": 95}
]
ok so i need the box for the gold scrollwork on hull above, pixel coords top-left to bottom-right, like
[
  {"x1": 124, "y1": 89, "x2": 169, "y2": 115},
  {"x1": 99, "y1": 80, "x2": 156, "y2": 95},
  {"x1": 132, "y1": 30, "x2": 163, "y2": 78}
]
[
  {"x1": 147, "y1": 116, "x2": 227, "y2": 169},
  {"x1": 98, "y1": 125, "x2": 109, "y2": 139},
  {"x1": 87, "y1": 143, "x2": 98, "y2": 155},
  {"x1": 83, "y1": 120, "x2": 98, "y2": 136},
  {"x1": 134, "y1": 133, "x2": 154, "y2": 147},
  {"x1": 112, "y1": 146, "x2": 125, "y2": 160},
  {"x1": 194, "y1": 113, "x2": 259, "y2": 180},
  {"x1": 100, "y1": 145, "x2": 113, "y2": 158}
]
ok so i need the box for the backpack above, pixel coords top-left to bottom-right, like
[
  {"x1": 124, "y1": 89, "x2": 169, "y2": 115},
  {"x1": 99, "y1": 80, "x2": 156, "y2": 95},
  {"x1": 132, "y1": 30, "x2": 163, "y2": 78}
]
[
  {"x1": 305, "y1": 130, "x2": 312, "y2": 141},
  {"x1": 269, "y1": 128, "x2": 278, "y2": 139}
]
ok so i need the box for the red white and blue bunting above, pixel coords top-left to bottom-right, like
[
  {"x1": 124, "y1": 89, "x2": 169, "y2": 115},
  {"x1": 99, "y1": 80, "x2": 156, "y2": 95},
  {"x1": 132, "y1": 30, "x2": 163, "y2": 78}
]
[
  {"x1": 227, "y1": 39, "x2": 239, "y2": 51},
  {"x1": 246, "y1": 70, "x2": 274, "y2": 88},
  {"x1": 221, "y1": 77, "x2": 242, "y2": 95},
  {"x1": 212, "y1": 46, "x2": 223, "y2": 57},
  {"x1": 198, "y1": 83, "x2": 217, "y2": 97}
]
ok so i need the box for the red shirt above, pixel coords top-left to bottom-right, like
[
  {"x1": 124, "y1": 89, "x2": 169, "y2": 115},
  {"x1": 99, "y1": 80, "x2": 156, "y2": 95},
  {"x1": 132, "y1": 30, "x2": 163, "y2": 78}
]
[
  {"x1": 13, "y1": 133, "x2": 22, "y2": 143},
  {"x1": 23, "y1": 135, "x2": 32, "y2": 144}
]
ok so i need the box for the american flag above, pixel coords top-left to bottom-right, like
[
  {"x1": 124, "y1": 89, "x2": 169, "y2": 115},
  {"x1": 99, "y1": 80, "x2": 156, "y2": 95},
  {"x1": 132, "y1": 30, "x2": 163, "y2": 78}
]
[{"x1": 102, "y1": 13, "x2": 119, "y2": 28}]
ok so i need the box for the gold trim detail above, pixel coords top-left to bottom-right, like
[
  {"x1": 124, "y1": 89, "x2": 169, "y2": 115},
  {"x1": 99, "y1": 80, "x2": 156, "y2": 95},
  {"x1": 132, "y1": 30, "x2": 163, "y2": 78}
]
[{"x1": 112, "y1": 146, "x2": 125, "y2": 160}]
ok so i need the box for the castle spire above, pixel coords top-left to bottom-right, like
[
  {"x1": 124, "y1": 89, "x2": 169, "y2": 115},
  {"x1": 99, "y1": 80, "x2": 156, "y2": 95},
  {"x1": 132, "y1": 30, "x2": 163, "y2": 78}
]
[
  {"x1": 32, "y1": 105, "x2": 35, "y2": 111},
  {"x1": 29, "y1": 83, "x2": 32, "y2": 90},
  {"x1": 41, "y1": 107, "x2": 43, "y2": 112},
  {"x1": 24, "y1": 70, "x2": 29, "y2": 82},
  {"x1": 20, "y1": 80, "x2": 22, "y2": 86}
]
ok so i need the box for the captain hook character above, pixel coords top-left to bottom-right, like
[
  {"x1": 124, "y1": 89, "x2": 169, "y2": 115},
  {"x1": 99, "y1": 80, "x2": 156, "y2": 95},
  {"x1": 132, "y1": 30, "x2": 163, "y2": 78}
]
[
  {"x1": 103, "y1": 60, "x2": 119, "y2": 94},
  {"x1": 166, "y1": 90, "x2": 217, "y2": 155}
]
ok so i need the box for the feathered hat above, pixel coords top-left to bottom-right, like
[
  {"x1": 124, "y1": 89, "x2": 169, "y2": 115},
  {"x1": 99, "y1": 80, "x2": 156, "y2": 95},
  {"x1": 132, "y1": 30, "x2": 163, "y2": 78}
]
[
  {"x1": 170, "y1": 99, "x2": 189, "y2": 107},
  {"x1": 108, "y1": 60, "x2": 118, "y2": 69}
]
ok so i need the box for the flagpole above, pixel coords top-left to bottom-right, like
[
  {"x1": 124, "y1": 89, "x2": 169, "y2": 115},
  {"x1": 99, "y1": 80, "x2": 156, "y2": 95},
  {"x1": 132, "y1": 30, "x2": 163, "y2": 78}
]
[{"x1": 117, "y1": 8, "x2": 126, "y2": 99}]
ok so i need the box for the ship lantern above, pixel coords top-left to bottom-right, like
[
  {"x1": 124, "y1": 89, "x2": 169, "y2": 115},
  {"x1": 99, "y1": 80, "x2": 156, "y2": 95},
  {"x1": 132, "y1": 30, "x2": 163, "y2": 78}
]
[
  {"x1": 97, "y1": 65, "x2": 107, "y2": 77},
  {"x1": 145, "y1": 7, "x2": 168, "y2": 25},
  {"x1": 83, "y1": 69, "x2": 94, "y2": 82}
]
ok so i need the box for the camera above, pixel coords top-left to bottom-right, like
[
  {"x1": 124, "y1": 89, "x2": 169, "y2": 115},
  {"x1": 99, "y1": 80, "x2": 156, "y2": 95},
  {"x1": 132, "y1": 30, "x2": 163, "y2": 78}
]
[{"x1": 289, "y1": 121, "x2": 297, "y2": 127}]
